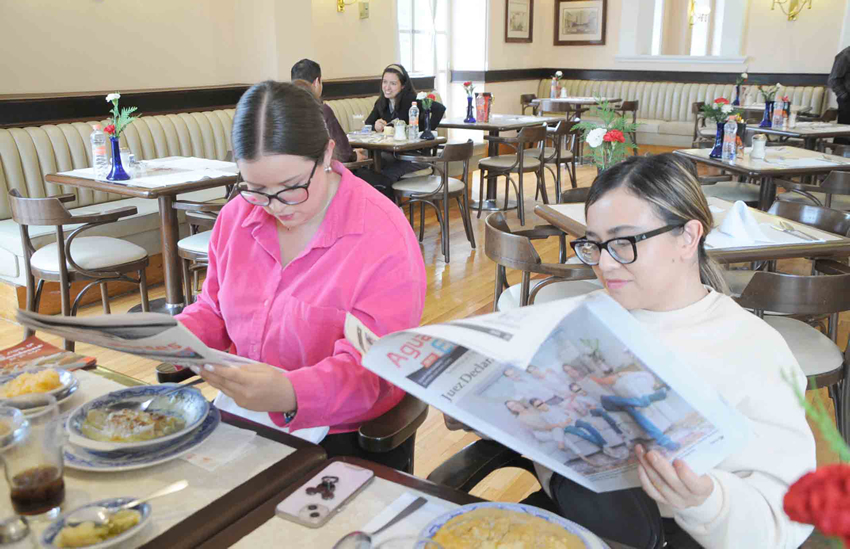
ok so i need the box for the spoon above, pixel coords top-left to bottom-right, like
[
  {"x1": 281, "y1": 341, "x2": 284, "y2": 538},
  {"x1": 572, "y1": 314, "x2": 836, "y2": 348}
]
[
  {"x1": 333, "y1": 496, "x2": 428, "y2": 549},
  {"x1": 66, "y1": 480, "x2": 188, "y2": 527},
  {"x1": 102, "y1": 378, "x2": 204, "y2": 414}
]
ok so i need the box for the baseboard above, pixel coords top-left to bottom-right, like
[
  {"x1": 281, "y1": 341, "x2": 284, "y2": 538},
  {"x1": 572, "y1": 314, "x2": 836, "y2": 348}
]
[{"x1": 0, "y1": 254, "x2": 165, "y2": 322}]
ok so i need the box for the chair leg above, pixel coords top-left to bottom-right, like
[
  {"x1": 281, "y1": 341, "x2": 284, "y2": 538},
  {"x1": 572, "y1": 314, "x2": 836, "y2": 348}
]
[
  {"x1": 443, "y1": 196, "x2": 450, "y2": 263},
  {"x1": 181, "y1": 258, "x2": 193, "y2": 306},
  {"x1": 457, "y1": 196, "x2": 476, "y2": 248},
  {"x1": 419, "y1": 202, "x2": 426, "y2": 243},
  {"x1": 99, "y1": 282, "x2": 111, "y2": 314},
  {"x1": 537, "y1": 167, "x2": 550, "y2": 205},
  {"x1": 477, "y1": 169, "x2": 486, "y2": 219},
  {"x1": 33, "y1": 280, "x2": 45, "y2": 315},
  {"x1": 504, "y1": 176, "x2": 510, "y2": 211},
  {"x1": 139, "y1": 269, "x2": 150, "y2": 312},
  {"x1": 517, "y1": 172, "x2": 526, "y2": 226},
  {"x1": 494, "y1": 264, "x2": 504, "y2": 312},
  {"x1": 23, "y1": 276, "x2": 40, "y2": 339},
  {"x1": 408, "y1": 203, "x2": 415, "y2": 226}
]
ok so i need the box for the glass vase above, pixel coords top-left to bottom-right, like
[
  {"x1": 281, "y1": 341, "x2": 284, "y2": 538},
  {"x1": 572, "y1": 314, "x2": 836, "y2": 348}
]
[
  {"x1": 420, "y1": 108, "x2": 435, "y2": 140},
  {"x1": 759, "y1": 100, "x2": 775, "y2": 129},
  {"x1": 732, "y1": 85, "x2": 741, "y2": 106},
  {"x1": 709, "y1": 122, "x2": 724, "y2": 159},
  {"x1": 107, "y1": 136, "x2": 131, "y2": 181},
  {"x1": 464, "y1": 96, "x2": 476, "y2": 123}
]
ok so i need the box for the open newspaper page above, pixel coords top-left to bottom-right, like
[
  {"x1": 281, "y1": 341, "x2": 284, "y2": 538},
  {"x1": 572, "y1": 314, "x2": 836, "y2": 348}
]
[
  {"x1": 347, "y1": 292, "x2": 749, "y2": 493},
  {"x1": 15, "y1": 310, "x2": 254, "y2": 368}
]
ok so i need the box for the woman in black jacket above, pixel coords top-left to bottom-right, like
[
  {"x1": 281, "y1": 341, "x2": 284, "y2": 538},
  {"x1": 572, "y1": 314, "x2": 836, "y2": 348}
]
[{"x1": 364, "y1": 64, "x2": 446, "y2": 181}]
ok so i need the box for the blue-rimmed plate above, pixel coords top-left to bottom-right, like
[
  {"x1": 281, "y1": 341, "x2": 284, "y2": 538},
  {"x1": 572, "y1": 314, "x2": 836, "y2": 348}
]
[
  {"x1": 67, "y1": 384, "x2": 210, "y2": 452},
  {"x1": 419, "y1": 502, "x2": 610, "y2": 549},
  {"x1": 41, "y1": 497, "x2": 151, "y2": 549},
  {"x1": 64, "y1": 405, "x2": 219, "y2": 472},
  {"x1": 0, "y1": 367, "x2": 79, "y2": 413}
]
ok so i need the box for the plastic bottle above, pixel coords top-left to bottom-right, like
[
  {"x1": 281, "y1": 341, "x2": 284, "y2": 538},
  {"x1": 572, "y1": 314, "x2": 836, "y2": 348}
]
[
  {"x1": 722, "y1": 118, "x2": 737, "y2": 163},
  {"x1": 408, "y1": 102, "x2": 419, "y2": 139},
  {"x1": 91, "y1": 124, "x2": 109, "y2": 179},
  {"x1": 550, "y1": 78, "x2": 557, "y2": 98}
]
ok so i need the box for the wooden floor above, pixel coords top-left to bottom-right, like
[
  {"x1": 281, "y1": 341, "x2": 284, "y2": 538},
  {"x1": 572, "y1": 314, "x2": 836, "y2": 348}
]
[{"x1": 0, "y1": 144, "x2": 843, "y2": 507}]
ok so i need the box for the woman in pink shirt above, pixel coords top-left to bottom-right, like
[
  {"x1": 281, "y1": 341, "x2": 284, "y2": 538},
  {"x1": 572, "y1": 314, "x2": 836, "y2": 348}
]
[{"x1": 178, "y1": 81, "x2": 427, "y2": 470}]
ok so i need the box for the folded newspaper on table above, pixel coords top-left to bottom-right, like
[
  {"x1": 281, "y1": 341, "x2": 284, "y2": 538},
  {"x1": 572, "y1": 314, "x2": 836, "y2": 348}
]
[
  {"x1": 344, "y1": 292, "x2": 749, "y2": 493},
  {"x1": 15, "y1": 310, "x2": 255, "y2": 368}
]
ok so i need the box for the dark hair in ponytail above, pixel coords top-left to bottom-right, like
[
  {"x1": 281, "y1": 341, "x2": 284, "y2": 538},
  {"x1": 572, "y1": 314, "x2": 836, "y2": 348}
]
[
  {"x1": 231, "y1": 80, "x2": 328, "y2": 163},
  {"x1": 585, "y1": 154, "x2": 729, "y2": 294}
]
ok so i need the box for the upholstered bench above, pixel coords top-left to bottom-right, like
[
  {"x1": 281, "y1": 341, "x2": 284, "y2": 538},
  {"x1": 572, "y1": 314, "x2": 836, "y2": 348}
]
[{"x1": 534, "y1": 79, "x2": 831, "y2": 148}]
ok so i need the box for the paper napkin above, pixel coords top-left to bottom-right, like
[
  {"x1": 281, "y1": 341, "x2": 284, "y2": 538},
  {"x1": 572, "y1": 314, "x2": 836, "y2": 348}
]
[
  {"x1": 360, "y1": 492, "x2": 454, "y2": 545},
  {"x1": 712, "y1": 200, "x2": 772, "y2": 245},
  {"x1": 181, "y1": 422, "x2": 257, "y2": 471},
  {"x1": 212, "y1": 392, "x2": 329, "y2": 444}
]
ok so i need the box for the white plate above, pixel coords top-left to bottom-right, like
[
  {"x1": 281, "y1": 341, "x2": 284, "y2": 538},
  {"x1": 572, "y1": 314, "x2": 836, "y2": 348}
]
[
  {"x1": 0, "y1": 367, "x2": 79, "y2": 413},
  {"x1": 41, "y1": 497, "x2": 151, "y2": 549},
  {"x1": 420, "y1": 502, "x2": 610, "y2": 549},
  {"x1": 63, "y1": 405, "x2": 220, "y2": 472}
]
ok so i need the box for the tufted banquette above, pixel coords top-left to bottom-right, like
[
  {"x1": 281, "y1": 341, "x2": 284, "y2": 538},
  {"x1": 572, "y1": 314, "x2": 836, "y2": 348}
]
[{"x1": 534, "y1": 79, "x2": 831, "y2": 147}]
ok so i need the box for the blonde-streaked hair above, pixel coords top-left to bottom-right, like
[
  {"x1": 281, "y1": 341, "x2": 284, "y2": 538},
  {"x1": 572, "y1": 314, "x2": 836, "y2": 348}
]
[{"x1": 584, "y1": 154, "x2": 729, "y2": 294}]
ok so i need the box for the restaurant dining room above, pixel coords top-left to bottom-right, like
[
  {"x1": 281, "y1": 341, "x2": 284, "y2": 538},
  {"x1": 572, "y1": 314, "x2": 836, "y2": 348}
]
[{"x1": 3, "y1": 0, "x2": 850, "y2": 547}]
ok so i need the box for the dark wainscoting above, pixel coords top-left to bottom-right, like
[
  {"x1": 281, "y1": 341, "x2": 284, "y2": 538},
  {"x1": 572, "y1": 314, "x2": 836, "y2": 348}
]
[
  {"x1": 450, "y1": 68, "x2": 828, "y2": 87},
  {"x1": 1, "y1": 76, "x2": 436, "y2": 128}
]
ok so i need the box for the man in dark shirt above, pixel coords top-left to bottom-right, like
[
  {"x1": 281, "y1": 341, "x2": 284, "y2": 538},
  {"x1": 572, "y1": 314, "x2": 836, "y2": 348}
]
[{"x1": 829, "y1": 46, "x2": 850, "y2": 143}]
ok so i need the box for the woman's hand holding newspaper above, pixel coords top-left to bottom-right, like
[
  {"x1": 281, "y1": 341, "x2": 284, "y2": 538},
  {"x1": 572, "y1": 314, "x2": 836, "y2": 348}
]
[
  {"x1": 635, "y1": 444, "x2": 714, "y2": 510},
  {"x1": 192, "y1": 362, "x2": 297, "y2": 414}
]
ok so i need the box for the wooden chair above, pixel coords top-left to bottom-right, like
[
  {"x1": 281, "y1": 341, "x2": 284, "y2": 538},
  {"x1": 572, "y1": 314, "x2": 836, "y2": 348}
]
[
  {"x1": 800, "y1": 107, "x2": 839, "y2": 124},
  {"x1": 617, "y1": 100, "x2": 640, "y2": 155},
  {"x1": 692, "y1": 101, "x2": 715, "y2": 148},
  {"x1": 485, "y1": 212, "x2": 597, "y2": 311},
  {"x1": 357, "y1": 393, "x2": 429, "y2": 474},
  {"x1": 392, "y1": 140, "x2": 476, "y2": 263},
  {"x1": 735, "y1": 263, "x2": 850, "y2": 442},
  {"x1": 520, "y1": 94, "x2": 538, "y2": 116},
  {"x1": 529, "y1": 120, "x2": 578, "y2": 201},
  {"x1": 172, "y1": 201, "x2": 225, "y2": 305},
  {"x1": 8, "y1": 189, "x2": 150, "y2": 351},
  {"x1": 773, "y1": 170, "x2": 850, "y2": 211},
  {"x1": 478, "y1": 125, "x2": 548, "y2": 226}
]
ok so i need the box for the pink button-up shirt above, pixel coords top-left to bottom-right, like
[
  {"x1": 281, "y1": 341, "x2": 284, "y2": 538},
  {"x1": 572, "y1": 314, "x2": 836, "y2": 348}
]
[{"x1": 177, "y1": 162, "x2": 426, "y2": 433}]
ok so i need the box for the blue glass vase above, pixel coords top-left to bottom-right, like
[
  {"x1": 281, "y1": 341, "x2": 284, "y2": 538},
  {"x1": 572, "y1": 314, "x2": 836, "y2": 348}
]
[
  {"x1": 732, "y1": 85, "x2": 741, "y2": 106},
  {"x1": 420, "y1": 108, "x2": 435, "y2": 140},
  {"x1": 464, "y1": 96, "x2": 476, "y2": 123},
  {"x1": 107, "y1": 136, "x2": 130, "y2": 181},
  {"x1": 759, "y1": 101, "x2": 775, "y2": 128},
  {"x1": 709, "y1": 122, "x2": 724, "y2": 159}
]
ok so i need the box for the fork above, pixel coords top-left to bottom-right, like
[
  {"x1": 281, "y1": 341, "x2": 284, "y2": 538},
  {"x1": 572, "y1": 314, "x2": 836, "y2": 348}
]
[
  {"x1": 778, "y1": 221, "x2": 818, "y2": 241},
  {"x1": 102, "y1": 378, "x2": 204, "y2": 414}
]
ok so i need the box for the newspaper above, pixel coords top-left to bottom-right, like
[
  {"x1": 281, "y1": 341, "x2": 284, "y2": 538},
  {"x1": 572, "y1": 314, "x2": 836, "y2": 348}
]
[
  {"x1": 344, "y1": 292, "x2": 749, "y2": 493},
  {"x1": 15, "y1": 310, "x2": 254, "y2": 368}
]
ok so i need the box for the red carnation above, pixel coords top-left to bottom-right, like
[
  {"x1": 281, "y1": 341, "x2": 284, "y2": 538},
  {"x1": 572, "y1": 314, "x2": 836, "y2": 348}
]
[
  {"x1": 714, "y1": 97, "x2": 730, "y2": 105},
  {"x1": 784, "y1": 465, "x2": 850, "y2": 538},
  {"x1": 427, "y1": 93, "x2": 436, "y2": 101},
  {"x1": 603, "y1": 129, "x2": 625, "y2": 143},
  {"x1": 103, "y1": 124, "x2": 116, "y2": 135},
  {"x1": 463, "y1": 81, "x2": 472, "y2": 87}
]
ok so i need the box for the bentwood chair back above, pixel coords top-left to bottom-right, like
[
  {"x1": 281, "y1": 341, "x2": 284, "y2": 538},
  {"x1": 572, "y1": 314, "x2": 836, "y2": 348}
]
[
  {"x1": 8, "y1": 189, "x2": 150, "y2": 350},
  {"x1": 520, "y1": 93, "x2": 538, "y2": 116},
  {"x1": 477, "y1": 124, "x2": 549, "y2": 226},
  {"x1": 774, "y1": 170, "x2": 850, "y2": 211},
  {"x1": 532, "y1": 120, "x2": 578, "y2": 200},
  {"x1": 767, "y1": 200, "x2": 850, "y2": 237},
  {"x1": 392, "y1": 140, "x2": 476, "y2": 263},
  {"x1": 735, "y1": 263, "x2": 850, "y2": 442},
  {"x1": 484, "y1": 212, "x2": 596, "y2": 311}
]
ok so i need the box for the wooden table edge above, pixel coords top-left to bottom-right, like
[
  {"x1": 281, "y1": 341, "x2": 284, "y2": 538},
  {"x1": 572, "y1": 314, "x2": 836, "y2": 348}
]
[
  {"x1": 195, "y1": 456, "x2": 485, "y2": 549},
  {"x1": 87, "y1": 366, "x2": 328, "y2": 549},
  {"x1": 348, "y1": 137, "x2": 446, "y2": 152},
  {"x1": 45, "y1": 173, "x2": 237, "y2": 199}
]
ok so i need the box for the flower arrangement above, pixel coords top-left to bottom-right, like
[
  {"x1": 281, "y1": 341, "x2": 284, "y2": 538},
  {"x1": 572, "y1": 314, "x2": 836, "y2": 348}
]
[
  {"x1": 779, "y1": 95, "x2": 791, "y2": 103},
  {"x1": 462, "y1": 81, "x2": 475, "y2": 97},
  {"x1": 416, "y1": 91, "x2": 437, "y2": 111},
  {"x1": 758, "y1": 84, "x2": 781, "y2": 102},
  {"x1": 736, "y1": 72, "x2": 748, "y2": 86},
  {"x1": 783, "y1": 374, "x2": 850, "y2": 547},
  {"x1": 701, "y1": 97, "x2": 741, "y2": 124},
  {"x1": 553, "y1": 70, "x2": 563, "y2": 82},
  {"x1": 103, "y1": 93, "x2": 139, "y2": 139},
  {"x1": 574, "y1": 99, "x2": 640, "y2": 172}
]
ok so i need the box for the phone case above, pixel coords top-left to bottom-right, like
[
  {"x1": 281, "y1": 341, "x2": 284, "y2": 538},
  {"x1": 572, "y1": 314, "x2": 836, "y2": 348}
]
[{"x1": 275, "y1": 461, "x2": 375, "y2": 528}]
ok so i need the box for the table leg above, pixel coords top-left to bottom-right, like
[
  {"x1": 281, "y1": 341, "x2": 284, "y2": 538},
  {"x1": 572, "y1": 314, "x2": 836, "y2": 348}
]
[
  {"x1": 372, "y1": 150, "x2": 383, "y2": 172},
  {"x1": 470, "y1": 130, "x2": 518, "y2": 212},
  {"x1": 129, "y1": 195, "x2": 185, "y2": 315},
  {"x1": 758, "y1": 176, "x2": 777, "y2": 211}
]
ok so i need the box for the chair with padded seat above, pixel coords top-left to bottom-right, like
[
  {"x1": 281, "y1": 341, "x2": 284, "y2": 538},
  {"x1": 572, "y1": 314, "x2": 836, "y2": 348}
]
[
  {"x1": 485, "y1": 212, "x2": 598, "y2": 312},
  {"x1": 9, "y1": 189, "x2": 150, "y2": 351},
  {"x1": 734, "y1": 264, "x2": 850, "y2": 443},
  {"x1": 520, "y1": 93, "x2": 538, "y2": 116},
  {"x1": 478, "y1": 125, "x2": 549, "y2": 226},
  {"x1": 172, "y1": 201, "x2": 224, "y2": 305},
  {"x1": 392, "y1": 140, "x2": 476, "y2": 263},
  {"x1": 773, "y1": 170, "x2": 850, "y2": 211}
]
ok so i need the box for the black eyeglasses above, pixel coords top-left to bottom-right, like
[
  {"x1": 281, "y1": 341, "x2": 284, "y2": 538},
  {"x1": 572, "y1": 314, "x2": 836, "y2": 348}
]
[
  {"x1": 569, "y1": 224, "x2": 684, "y2": 266},
  {"x1": 236, "y1": 157, "x2": 320, "y2": 207}
]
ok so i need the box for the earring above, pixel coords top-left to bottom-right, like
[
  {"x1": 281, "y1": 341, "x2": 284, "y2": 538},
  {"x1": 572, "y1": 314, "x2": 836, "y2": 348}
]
[{"x1": 323, "y1": 165, "x2": 332, "y2": 173}]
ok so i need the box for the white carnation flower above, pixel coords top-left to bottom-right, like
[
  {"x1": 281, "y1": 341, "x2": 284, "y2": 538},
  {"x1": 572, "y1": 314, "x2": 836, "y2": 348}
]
[
  {"x1": 555, "y1": 71, "x2": 563, "y2": 78},
  {"x1": 105, "y1": 93, "x2": 120, "y2": 102},
  {"x1": 741, "y1": 72, "x2": 748, "y2": 79},
  {"x1": 721, "y1": 104, "x2": 733, "y2": 114},
  {"x1": 586, "y1": 128, "x2": 606, "y2": 148},
  {"x1": 416, "y1": 91, "x2": 427, "y2": 100}
]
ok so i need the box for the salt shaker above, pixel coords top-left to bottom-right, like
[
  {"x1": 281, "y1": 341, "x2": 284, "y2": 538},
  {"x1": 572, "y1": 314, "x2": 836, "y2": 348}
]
[{"x1": 751, "y1": 134, "x2": 767, "y2": 160}]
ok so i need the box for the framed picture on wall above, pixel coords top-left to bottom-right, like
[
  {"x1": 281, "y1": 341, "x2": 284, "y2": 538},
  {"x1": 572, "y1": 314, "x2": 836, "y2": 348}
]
[
  {"x1": 505, "y1": 0, "x2": 533, "y2": 43},
  {"x1": 554, "y1": 0, "x2": 606, "y2": 46}
]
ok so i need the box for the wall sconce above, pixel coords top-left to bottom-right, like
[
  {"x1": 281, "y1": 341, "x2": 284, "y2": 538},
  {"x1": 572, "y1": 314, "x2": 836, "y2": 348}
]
[
  {"x1": 337, "y1": 0, "x2": 357, "y2": 12},
  {"x1": 771, "y1": 0, "x2": 813, "y2": 21},
  {"x1": 688, "y1": 1, "x2": 712, "y2": 26}
]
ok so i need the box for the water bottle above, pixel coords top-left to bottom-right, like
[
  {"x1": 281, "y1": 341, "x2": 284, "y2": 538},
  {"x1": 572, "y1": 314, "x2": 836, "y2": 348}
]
[
  {"x1": 772, "y1": 101, "x2": 784, "y2": 129},
  {"x1": 550, "y1": 78, "x2": 557, "y2": 98},
  {"x1": 91, "y1": 124, "x2": 109, "y2": 179},
  {"x1": 408, "y1": 102, "x2": 419, "y2": 139},
  {"x1": 722, "y1": 118, "x2": 737, "y2": 163}
]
